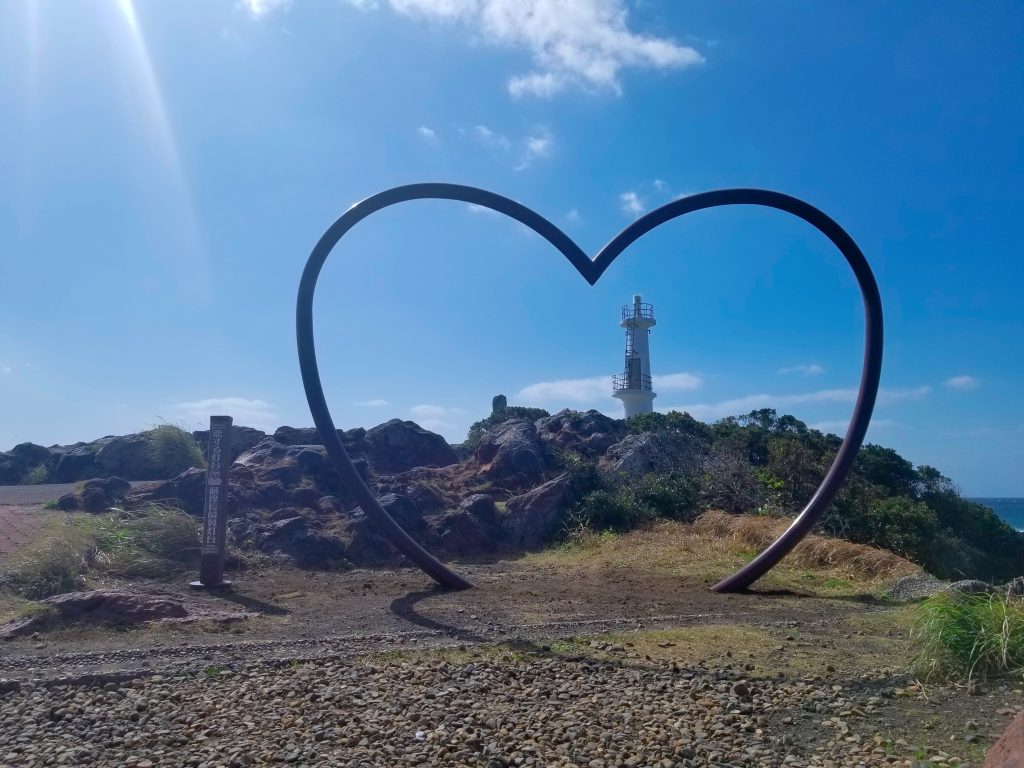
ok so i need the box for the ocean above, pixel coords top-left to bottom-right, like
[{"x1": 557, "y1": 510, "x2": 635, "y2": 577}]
[{"x1": 969, "y1": 498, "x2": 1024, "y2": 532}]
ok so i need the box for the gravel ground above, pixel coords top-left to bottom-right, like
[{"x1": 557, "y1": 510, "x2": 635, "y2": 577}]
[
  {"x1": 3, "y1": 650, "x2": 1018, "y2": 768},
  {"x1": 0, "y1": 656, "x2": 919, "y2": 768}
]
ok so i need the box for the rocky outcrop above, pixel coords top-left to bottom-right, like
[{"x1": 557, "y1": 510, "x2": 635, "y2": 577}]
[
  {"x1": 500, "y1": 473, "x2": 571, "y2": 550},
  {"x1": 0, "y1": 443, "x2": 52, "y2": 484},
  {"x1": 193, "y1": 426, "x2": 266, "y2": 462},
  {"x1": 985, "y1": 710, "x2": 1024, "y2": 768},
  {"x1": 0, "y1": 589, "x2": 251, "y2": 638},
  {"x1": 599, "y1": 431, "x2": 701, "y2": 478},
  {"x1": 536, "y1": 409, "x2": 627, "y2": 457},
  {"x1": 363, "y1": 420, "x2": 458, "y2": 474},
  {"x1": 475, "y1": 419, "x2": 545, "y2": 487}
]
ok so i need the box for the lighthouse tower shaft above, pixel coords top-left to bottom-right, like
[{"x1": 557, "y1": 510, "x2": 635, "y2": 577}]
[{"x1": 612, "y1": 295, "x2": 656, "y2": 418}]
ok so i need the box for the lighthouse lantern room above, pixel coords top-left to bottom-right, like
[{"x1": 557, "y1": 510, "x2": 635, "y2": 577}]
[{"x1": 612, "y1": 294, "x2": 657, "y2": 418}]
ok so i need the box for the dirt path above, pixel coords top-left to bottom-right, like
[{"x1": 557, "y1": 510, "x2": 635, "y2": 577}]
[{"x1": 0, "y1": 505, "x2": 57, "y2": 563}]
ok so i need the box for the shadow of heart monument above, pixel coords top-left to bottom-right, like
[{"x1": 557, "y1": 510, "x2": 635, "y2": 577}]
[{"x1": 296, "y1": 184, "x2": 883, "y2": 594}]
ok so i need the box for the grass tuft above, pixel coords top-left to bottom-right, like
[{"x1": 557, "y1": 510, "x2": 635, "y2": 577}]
[
  {"x1": 146, "y1": 422, "x2": 206, "y2": 477},
  {"x1": 1, "y1": 504, "x2": 200, "y2": 599},
  {"x1": 911, "y1": 591, "x2": 1024, "y2": 682}
]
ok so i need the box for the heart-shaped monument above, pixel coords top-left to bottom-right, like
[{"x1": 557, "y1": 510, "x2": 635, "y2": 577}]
[{"x1": 296, "y1": 184, "x2": 883, "y2": 593}]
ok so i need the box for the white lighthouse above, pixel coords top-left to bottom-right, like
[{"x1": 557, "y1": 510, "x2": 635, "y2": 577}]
[{"x1": 612, "y1": 294, "x2": 657, "y2": 418}]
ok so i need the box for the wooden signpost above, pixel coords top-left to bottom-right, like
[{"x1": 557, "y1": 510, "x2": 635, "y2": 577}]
[{"x1": 192, "y1": 415, "x2": 233, "y2": 589}]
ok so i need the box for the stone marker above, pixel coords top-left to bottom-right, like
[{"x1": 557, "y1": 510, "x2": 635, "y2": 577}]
[{"x1": 192, "y1": 415, "x2": 233, "y2": 589}]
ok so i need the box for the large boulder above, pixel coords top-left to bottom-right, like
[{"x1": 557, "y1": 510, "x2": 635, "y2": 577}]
[
  {"x1": 0, "y1": 442, "x2": 52, "y2": 484},
  {"x1": 192, "y1": 426, "x2": 266, "y2": 462},
  {"x1": 341, "y1": 493, "x2": 429, "y2": 564},
  {"x1": 79, "y1": 476, "x2": 131, "y2": 513},
  {"x1": 500, "y1": 473, "x2": 571, "y2": 550},
  {"x1": 475, "y1": 419, "x2": 546, "y2": 487},
  {"x1": 363, "y1": 419, "x2": 458, "y2": 474},
  {"x1": 985, "y1": 710, "x2": 1024, "y2": 768},
  {"x1": 599, "y1": 431, "x2": 701, "y2": 478},
  {"x1": 433, "y1": 493, "x2": 499, "y2": 556},
  {"x1": 94, "y1": 433, "x2": 159, "y2": 479},
  {"x1": 47, "y1": 443, "x2": 102, "y2": 483},
  {"x1": 536, "y1": 409, "x2": 627, "y2": 457},
  {"x1": 253, "y1": 514, "x2": 348, "y2": 569}
]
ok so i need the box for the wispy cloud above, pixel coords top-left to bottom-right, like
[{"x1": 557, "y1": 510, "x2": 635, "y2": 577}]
[
  {"x1": 409, "y1": 403, "x2": 465, "y2": 434},
  {"x1": 1, "y1": 365, "x2": 11, "y2": 376},
  {"x1": 354, "y1": 399, "x2": 389, "y2": 407},
  {"x1": 565, "y1": 208, "x2": 581, "y2": 224},
  {"x1": 811, "y1": 419, "x2": 903, "y2": 435},
  {"x1": 174, "y1": 396, "x2": 276, "y2": 429},
  {"x1": 779, "y1": 363, "x2": 826, "y2": 376},
  {"x1": 657, "y1": 373, "x2": 703, "y2": 391},
  {"x1": 945, "y1": 374, "x2": 981, "y2": 391},
  {"x1": 516, "y1": 127, "x2": 553, "y2": 169},
  {"x1": 518, "y1": 371, "x2": 701, "y2": 404},
  {"x1": 238, "y1": 0, "x2": 292, "y2": 17},
  {"x1": 466, "y1": 203, "x2": 500, "y2": 216},
  {"x1": 474, "y1": 124, "x2": 511, "y2": 150},
  {"x1": 340, "y1": 0, "x2": 702, "y2": 98},
  {"x1": 416, "y1": 125, "x2": 438, "y2": 143},
  {"x1": 619, "y1": 191, "x2": 645, "y2": 218},
  {"x1": 668, "y1": 386, "x2": 931, "y2": 422}
]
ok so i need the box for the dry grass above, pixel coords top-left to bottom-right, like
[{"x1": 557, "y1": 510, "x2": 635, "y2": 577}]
[
  {"x1": 691, "y1": 510, "x2": 917, "y2": 581},
  {"x1": 528, "y1": 512, "x2": 919, "y2": 596}
]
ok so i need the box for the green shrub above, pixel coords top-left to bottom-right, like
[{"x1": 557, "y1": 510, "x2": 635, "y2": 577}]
[
  {"x1": 912, "y1": 592, "x2": 1024, "y2": 682},
  {"x1": 567, "y1": 470, "x2": 700, "y2": 535},
  {"x1": 21, "y1": 464, "x2": 50, "y2": 485},
  {"x1": 146, "y1": 423, "x2": 206, "y2": 477},
  {"x1": 463, "y1": 406, "x2": 550, "y2": 452}
]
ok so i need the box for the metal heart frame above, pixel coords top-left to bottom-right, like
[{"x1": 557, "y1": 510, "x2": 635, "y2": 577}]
[{"x1": 296, "y1": 184, "x2": 883, "y2": 593}]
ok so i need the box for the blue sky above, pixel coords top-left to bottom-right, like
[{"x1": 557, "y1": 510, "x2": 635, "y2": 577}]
[{"x1": 1, "y1": 0, "x2": 1021, "y2": 495}]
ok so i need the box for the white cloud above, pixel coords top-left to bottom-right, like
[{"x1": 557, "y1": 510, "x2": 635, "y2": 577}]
[
  {"x1": 779, "y1": 363, "x2": 826, "y2": 376},
  {"x1": 619, "y1": 191, "x2": 645, "y2": 217},
  {"x1": 518, "y1": 375, "x2": 611, "y2": 403},
  {"x1": 945, "y1": 375, "x2": 981, "y2": 391},
  {"x1": 238, "y1": 0, "x2": 291, "y2": 17},
  {"x1": 174, "y1": 397, "x2": 276, "y2": 429},
  {"x1": 518, "y1": 371, "x2": 700, "y2": 404},
  {"x1": 1, "y1": 365, "x2": 11, "y2": 376},
  {"x1": 416, "y1": 125, "x2": 438, "y2": 143},
  {"x1": 409, "y1": 403, "x2": 466, "y2": 434},
  {"x1": 354, "y1": 399, "x2": 389, "y2": 407},
  {"x1": 565, "y1": 208, "x2": 581, "y2": 224},
  {"x1": 656, "y1": 373, "x2": 702, "y2": 391},
  {"x1": 516, "y1": 127, "x2": 553, "y2": 169},
  {"x1": 474, "y1": 124, "x2": 511, "y2": 150},
  {"x1": 652, "y1": 178, "x2": 668, "y2": 192},
  {"x1": 668, "y1": 386, "x2": 931, "y2": 422},
  {"x1": 347, "y1": 0, "x2": 703, "y2": 97}
]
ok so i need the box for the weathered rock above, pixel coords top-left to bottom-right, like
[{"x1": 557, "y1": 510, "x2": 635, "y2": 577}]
[
  {"x1": 272, "y1": 426, "x2": 322, "y2": 445},
  {"x1": 1002, "y1": 576, "x2": 1024, "y2": 597},
  {"x1": 79, "y1": 476, "x2": 131, "y2": 514},
  {"x1": 0, "y1": 589, "x2": 188, "y2": 638},
  {"x1": 192, "y1": 425, "x2": 266, "y2": 462},
  {"x1": 341, "y1": 493, "x2": 429, "y2": 564},
  {"x1": 475, "y1": 419, "x2": 545, "y2": 487},
  {"x1": 500, "y1": 473, "x2": 571, "y2": 550},
  {"x1": 378, "y1": 467, "x2": 454, "y2": 513},
  {"x1": 536, "y1": 410, "x2": 627, "y2": 457},
  {"x1": 599, "y1": 431, "x2": 700, "y2": 478},
  {"x1": 948, "y1": 579, "x2": 992, "y2": 594},
  {"x1": 94, "y1": 433, "x2": 160, "y2": 480},
  {"x1": 47, "y1": 443, "x2": 101, "y2": 483},
  {"x1": 0, "y1": 442, "x2": 52, "y2": 484},
  {"x1": 887, "y1": 572, "x2": 947, "y2": 601},
  {"x1": 984, "y1": 709, "x2": 1024, "y2": 768},
  {"x1": 254, "y1": 515, "x2": 348, "y2": 568},
  {"x1": 363, "y1": 419, "x2": 458, "y2": 474},
  {"x1": 131, "y1": 467, "x2": 208, "y2": 516}
]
